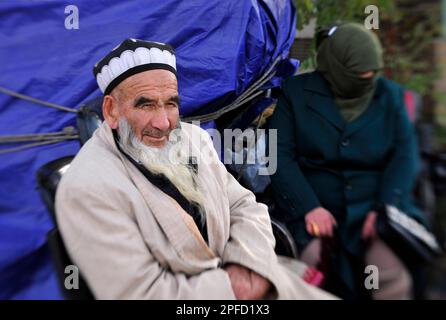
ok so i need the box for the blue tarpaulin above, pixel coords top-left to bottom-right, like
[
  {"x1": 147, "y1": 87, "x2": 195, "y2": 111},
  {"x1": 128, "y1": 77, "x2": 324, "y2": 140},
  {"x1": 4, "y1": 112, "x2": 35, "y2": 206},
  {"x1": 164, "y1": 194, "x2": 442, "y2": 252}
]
[{"x1": 0, "y1": 0, "x2": 297, "y2": 299}]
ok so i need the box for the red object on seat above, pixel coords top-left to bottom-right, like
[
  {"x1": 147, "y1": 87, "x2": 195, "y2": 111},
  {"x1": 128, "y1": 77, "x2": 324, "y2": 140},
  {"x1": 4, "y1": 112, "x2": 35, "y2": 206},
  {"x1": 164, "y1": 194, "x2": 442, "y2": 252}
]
[
  {"x1": 303, "y1": 267, "x2": 325, "y2": 287},
  {"x1": 404, "y1": 90, "x2": 416, "y2": 123}
]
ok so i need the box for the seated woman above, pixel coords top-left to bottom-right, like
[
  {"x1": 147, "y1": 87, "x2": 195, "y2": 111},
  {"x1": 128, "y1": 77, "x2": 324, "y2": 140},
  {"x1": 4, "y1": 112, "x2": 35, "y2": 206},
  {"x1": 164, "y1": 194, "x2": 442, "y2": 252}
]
[{"x1": 268, "y1": 22, "x2": 426, "y2": 300}]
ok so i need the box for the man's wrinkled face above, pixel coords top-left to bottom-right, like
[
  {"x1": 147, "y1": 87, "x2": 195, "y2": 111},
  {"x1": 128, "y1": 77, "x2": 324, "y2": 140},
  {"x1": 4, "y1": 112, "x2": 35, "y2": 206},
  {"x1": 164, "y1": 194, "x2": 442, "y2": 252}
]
[{"x1": 111, "y1": 69, "x2": 180, "y2": 148}]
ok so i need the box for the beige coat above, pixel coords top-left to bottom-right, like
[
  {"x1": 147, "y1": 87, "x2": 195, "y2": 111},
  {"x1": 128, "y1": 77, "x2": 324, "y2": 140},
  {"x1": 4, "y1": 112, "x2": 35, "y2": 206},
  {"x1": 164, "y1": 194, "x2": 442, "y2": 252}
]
[{"x1": 56, "y1": 121, "x2": 335, "y2": 299}]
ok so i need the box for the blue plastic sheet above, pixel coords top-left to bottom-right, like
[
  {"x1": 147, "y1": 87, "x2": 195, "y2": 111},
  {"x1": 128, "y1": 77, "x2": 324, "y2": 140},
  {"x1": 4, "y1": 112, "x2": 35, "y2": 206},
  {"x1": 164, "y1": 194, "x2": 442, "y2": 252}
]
[{"x1": 0, "y1": 0, "x2": 297, "y2": 298}]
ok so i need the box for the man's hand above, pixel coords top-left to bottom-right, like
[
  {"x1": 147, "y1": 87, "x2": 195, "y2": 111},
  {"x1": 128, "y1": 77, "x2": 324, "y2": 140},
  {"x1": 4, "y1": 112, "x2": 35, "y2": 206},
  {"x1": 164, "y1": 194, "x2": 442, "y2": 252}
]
[
  {"x1": 224, "y1": 264, "x2": 272, "y2": 300},
  {"x1": 361, "y1": 211, "x2": 378, "y2": 241},
  {"x1": 305, "y1": 207, "x2": 337, "y2": 238}
]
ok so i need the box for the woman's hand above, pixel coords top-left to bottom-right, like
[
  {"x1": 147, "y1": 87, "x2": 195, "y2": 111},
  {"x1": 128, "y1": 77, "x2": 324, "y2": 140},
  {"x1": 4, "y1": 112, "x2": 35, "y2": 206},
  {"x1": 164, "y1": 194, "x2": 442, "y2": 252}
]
[
  {"x1": 361, "y1": 211, "x2": 378, "y2": 241},
  {"x1": 305, "y1": 207, "x2": 337, "y2": 238}
]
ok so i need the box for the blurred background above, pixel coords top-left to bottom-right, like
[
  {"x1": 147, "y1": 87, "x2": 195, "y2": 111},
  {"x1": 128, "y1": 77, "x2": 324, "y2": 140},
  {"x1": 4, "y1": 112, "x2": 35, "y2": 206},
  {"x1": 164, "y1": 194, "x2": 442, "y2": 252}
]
[{"x1": 291, "y1": 0, "x2": 446, "y2": 299}]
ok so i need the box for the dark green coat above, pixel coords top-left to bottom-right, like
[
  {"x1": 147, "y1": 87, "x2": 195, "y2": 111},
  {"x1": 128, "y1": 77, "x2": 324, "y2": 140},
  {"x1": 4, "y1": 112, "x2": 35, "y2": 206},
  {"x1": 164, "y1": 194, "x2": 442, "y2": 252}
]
[{"x1": 269, "y1": 71, "x2": 425, "y2": 296}]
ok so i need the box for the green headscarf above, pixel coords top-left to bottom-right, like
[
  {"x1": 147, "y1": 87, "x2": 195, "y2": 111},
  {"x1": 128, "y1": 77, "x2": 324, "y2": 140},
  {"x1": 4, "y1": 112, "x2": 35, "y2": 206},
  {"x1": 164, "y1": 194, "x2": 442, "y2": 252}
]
[{"x1": 316, "y1": 23, "x2": 384, "y2": 122}]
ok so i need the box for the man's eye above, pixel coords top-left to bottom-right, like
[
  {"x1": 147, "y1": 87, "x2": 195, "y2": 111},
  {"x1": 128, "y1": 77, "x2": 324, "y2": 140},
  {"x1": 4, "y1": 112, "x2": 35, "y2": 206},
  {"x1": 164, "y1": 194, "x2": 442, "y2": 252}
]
[{"x1": 167, "y1": 103, "x2": 178, "y2": 108}]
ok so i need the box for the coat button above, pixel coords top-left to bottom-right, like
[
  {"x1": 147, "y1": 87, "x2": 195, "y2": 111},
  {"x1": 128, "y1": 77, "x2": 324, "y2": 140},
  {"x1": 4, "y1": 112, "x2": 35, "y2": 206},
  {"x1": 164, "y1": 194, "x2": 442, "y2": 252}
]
[{"x1": 341, "y1": 139, "x2": 350, "y2": 147}]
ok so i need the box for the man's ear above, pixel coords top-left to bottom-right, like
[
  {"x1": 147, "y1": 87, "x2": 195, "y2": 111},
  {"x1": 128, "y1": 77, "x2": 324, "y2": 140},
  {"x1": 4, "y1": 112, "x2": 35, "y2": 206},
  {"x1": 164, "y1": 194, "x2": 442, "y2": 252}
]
[{"x1": 102, "y1": 95, "x2": 119, "y2": 129}]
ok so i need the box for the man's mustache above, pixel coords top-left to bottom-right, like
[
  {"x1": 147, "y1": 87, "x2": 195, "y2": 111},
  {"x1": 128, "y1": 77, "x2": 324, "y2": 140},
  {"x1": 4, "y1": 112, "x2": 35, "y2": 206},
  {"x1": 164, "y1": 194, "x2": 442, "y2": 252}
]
[
  {"x1": 141, "y1": 120, "x2": 181, "y2": 139},
  {"x1": 142, "y1": 127, "x2": 171, "y2": 138}
]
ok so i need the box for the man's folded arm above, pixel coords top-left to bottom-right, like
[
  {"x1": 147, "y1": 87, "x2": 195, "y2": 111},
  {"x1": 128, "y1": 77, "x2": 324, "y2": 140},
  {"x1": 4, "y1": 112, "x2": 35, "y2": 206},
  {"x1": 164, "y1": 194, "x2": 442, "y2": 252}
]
[{"x1": 55, "y1": 183, "x2": 235, "y2": 300}]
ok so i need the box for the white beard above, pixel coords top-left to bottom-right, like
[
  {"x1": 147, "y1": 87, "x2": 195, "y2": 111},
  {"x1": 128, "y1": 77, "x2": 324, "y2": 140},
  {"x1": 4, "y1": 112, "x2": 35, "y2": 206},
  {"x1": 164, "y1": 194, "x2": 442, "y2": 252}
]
[{"x1": 117, "y1": 118, "x2": 205, "y2": 224}]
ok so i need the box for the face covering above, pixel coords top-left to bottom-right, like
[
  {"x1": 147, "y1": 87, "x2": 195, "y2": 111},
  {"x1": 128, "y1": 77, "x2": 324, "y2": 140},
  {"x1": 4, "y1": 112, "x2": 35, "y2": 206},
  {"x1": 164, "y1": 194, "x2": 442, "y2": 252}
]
[{"x1": 316, "y1": 23, "x2": 384, "y2": 122}]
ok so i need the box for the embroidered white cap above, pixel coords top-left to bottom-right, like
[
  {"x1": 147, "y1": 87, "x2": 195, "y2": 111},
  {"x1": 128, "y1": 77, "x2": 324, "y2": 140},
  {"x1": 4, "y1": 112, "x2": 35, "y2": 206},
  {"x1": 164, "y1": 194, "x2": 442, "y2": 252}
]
[{"x1": 93, "y1": 38, "x2": 176, "y2": 95}]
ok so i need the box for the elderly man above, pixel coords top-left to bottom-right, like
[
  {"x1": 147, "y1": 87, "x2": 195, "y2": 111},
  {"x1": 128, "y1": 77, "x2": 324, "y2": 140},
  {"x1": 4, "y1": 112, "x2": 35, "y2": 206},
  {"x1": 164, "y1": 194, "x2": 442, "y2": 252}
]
[{"x1": 55, "y1": 39, "x2": 334, "y2": 300}]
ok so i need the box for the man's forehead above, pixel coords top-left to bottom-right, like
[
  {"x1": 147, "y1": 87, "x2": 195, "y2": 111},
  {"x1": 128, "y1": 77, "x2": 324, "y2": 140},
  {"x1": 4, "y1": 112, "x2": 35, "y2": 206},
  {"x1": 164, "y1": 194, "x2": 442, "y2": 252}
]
[
  {"x1": 114, "y1": 69, "x2": 178, "y2": 97},
  {"x1": 124, "y1": 69, "x2": 177, "y2": 86}
]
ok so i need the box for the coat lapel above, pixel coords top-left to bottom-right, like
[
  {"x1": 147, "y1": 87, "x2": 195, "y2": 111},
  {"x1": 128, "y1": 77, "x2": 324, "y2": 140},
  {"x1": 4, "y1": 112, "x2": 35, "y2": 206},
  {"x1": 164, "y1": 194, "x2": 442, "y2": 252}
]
[
  {"x1": 194, "y1": 160, "x2": 229, "y2": 259},
  {"x1": 304, "y1": 72, "x2": 345, "y2": 131}
]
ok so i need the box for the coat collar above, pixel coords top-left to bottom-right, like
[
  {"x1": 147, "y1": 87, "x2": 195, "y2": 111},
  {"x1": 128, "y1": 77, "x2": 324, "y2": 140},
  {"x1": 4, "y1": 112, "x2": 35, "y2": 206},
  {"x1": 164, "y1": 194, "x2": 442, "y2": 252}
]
[
  {"x1": 303, "y1": 71, "x2": 344, "y2": 131},
  {"x1": 303, "y1": 71, "x2": 383, "y2": 98},
  {"x1": 303, "y1": 70, "x2": 334, "y2": 97},
  {"x1": 303, "y1": 71, "x2": 385, "y2": 135},
  {"x1": 96, "y1": 122, "x2": 221, "y2": 271}
]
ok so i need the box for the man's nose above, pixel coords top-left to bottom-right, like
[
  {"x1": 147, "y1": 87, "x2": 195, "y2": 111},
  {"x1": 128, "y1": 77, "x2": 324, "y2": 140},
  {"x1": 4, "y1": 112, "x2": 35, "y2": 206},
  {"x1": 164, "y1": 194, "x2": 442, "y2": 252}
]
[{"x1": 151, "y1": 109, "x2": 170, "y2": 132}]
